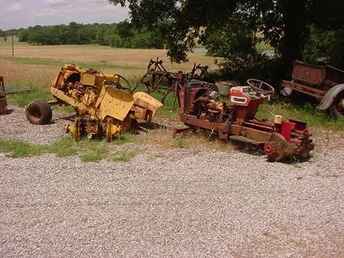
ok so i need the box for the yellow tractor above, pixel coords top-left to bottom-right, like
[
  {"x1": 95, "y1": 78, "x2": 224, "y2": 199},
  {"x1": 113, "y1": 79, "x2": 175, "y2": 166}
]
[{"x1": 26, "y1": 64, "x2": 163, "y2": 142}]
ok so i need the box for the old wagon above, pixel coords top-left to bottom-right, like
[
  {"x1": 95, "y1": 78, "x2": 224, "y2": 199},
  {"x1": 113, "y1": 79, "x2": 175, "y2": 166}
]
[{"x1": 281, "y1": 61, "x2": 344, "y2": 118}]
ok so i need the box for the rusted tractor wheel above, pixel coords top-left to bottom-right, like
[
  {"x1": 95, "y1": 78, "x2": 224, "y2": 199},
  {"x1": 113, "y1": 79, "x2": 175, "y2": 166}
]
[
  {"x1": 26, "y1": 101, "x2": 52, "y2": 125},
  {"x1": 329, "y1": 93, "x2": 344, "y2": 119},
  {"x1": 263, "y1": 142, "x2": 285, "y2": 162}
]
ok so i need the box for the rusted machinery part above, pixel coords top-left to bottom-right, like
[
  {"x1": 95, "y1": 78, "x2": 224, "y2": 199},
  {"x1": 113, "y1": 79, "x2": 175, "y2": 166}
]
[
  {"x1": 0, "y1": 97, "x2": 7, "y2": 115},
  {"x1": 190, "y1": 64, "x2": 209, "y2": 80},
  {"x1": 263, "y1": 132, "x2": 314, "y2": 162},
  {"x1": 25, "y1": 101, "x2": 53, "y2": 125},
  {"x1": 329, "y1": 92, "x2": 344, "y2": 119},
  {"x1": 263, "y1": 142, "x2": 286, "y2": 162},
  {"x1": 0, "y1": 76, "x2": 8, "y2": 115}
]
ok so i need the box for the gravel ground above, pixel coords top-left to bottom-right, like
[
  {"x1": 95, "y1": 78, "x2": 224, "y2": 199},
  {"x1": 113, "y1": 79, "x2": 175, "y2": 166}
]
[
  {"x1": 0, "y1": 106, "x2": 65, "y2": 144},
  {"x1": 0, "y1": 107, "x2": 344, "y2": 257}
]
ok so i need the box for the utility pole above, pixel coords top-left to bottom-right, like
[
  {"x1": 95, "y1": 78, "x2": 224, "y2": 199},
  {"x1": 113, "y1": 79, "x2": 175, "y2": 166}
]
[{"x1": 11, "y1": 33, "x2": 15, "y2": 57}]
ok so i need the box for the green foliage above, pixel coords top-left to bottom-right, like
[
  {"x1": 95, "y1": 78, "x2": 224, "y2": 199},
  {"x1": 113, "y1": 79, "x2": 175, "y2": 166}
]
[
  {"x1": 16, "y1": 21, "x2": 165, "y2": 49},
  {"x1": 304, "y1": 26, "x2": 344, "y2": 68},
  {"x1": 203, "y1": 16, "x2": 257, "y2": 59},
  {"x1": 108, "y1": 0, "x2": 344, "y2": 70}
]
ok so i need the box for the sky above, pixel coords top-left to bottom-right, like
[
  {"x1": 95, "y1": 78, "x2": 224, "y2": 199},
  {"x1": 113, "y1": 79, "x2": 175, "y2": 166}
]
[{"x1": 0, "y1": 0, "x2": 129, "y2": 30}]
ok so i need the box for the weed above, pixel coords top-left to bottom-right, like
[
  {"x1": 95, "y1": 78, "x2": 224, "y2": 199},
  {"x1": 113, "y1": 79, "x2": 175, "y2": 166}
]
[
  {"x1": 114, "y1": 133, "x2": 135, "y2": 145},
  {"x1": 0, "y1": 137, "x2": 136, "y2": 163},
  {"x1": 0, "y1": 139, "x2": 45, "y2": 158},
  {"x1": 47, "y1": 137, "x2": 79, "y2": 157},
  {"x1": 111, "y1": 150, "x2": 138, "y2": 162},
  {"x1": 7, "y1": 82, "x2": 50, "y2": 107},
  {"x1": 173, "y1": 137, "x2": 187, "y2": 149}
]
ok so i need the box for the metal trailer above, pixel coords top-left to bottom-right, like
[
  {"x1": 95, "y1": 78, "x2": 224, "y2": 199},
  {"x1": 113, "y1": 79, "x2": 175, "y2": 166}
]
[{"x1": 281, "y1": 61, "x2": 344, "y2": 118}]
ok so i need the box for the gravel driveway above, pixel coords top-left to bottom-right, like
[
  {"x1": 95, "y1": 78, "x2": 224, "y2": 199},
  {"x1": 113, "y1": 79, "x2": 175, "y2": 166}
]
[{"x1": 0, "y1": 107, "x2": 344, "y2": 257}]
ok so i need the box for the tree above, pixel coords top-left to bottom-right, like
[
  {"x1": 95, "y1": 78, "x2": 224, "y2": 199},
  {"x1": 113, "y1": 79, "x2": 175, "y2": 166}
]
[{"x1": 108, "y1": 0, "x2": 344, "y2": 66}]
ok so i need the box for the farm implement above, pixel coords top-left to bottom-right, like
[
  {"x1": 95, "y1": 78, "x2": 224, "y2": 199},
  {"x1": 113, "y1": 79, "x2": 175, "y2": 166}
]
[
  {"x1": 175, "y1": 77, "x2": 314, "y2": 162},
  {"x1": 25, "y1": 64, "x2": 163, "y2": 142},
  {"x1": 282, "y1": 61, "x2": 344, "y2": 118},
  {"x1": 141, "y1": 58, "x2": 217, "y2": 103}
]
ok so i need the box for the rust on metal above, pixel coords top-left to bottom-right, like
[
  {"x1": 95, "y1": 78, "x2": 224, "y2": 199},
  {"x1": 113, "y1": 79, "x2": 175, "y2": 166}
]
[
  {"x1": 281, "y1": 61, "x2": 344, "y2": 118},
  {"x1": 141, "y1": 58, "x2": 216, "y2": 103},
  {"x1": 25, "y1": 64, "x2": 163, "y2": 142},
  {"x1": 0, "y1": 76, "x2": 8, "y2": 115},
  {"x1": 175, "y1": 76, "x2": 314, "y2": 162}
]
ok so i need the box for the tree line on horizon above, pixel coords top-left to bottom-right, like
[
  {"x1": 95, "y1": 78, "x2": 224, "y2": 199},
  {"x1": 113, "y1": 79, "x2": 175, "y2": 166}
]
[{"x1": 2, "y1": 21, "x2": 165, "y2": 49}]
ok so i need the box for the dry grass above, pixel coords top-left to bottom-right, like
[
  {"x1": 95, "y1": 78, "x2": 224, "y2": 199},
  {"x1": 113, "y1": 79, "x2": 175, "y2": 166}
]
[
  {"x1": 137, "y1": 128, "x2": 233, "y2": 153},
  {"x1": 0, "y1": 41, "x2": 218, "y2": 88}
]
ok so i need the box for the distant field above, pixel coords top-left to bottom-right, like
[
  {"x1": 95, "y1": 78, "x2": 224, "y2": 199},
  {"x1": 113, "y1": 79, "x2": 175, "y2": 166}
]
[{"x1": 0, "y1": 38, "x2": 218, "y2": 88}]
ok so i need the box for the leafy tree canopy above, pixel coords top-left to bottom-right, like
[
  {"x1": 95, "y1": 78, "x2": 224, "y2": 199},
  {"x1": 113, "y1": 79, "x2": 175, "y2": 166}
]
[{"x1": 109, "y1": 0, "x2": 344, "y2": 65}]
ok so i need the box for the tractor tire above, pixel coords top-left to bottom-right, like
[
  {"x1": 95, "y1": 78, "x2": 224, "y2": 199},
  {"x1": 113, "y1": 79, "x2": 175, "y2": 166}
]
[
  {"x1": 26, "y1": 101, "x2": 52, "y2": 125},
  {"x1": 329, "y1": 93, "x2": 344, "y2": 119}
]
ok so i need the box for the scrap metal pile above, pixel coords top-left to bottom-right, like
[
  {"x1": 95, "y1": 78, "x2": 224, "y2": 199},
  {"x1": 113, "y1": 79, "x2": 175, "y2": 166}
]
[
  {"x1": 1, "y1": 58, "x2": 324, "y2": 162},
  {"x1": 25, "y1": 65, "x2": 163, "y2": 142}
]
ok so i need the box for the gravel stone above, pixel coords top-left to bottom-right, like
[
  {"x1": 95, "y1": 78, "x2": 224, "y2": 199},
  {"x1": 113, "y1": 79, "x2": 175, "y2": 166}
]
[
  {"x1": 0, "y1": 106, "x2": 344, "y2": 257},
  {"x1": 0, "y1": 106, "x2": 65, "y2": 144}
]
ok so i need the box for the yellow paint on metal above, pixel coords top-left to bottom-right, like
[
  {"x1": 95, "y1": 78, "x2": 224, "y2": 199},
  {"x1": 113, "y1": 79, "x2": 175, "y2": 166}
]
[
  {"x1": 97, "y1": 87, "x2": 134, "y2": 121},
  {"x1": 81, "y1": 72, "x2": 97, "y2": 86},
  {"x1": 133, "y1": 92, "x2": 163, "y2": 116}
]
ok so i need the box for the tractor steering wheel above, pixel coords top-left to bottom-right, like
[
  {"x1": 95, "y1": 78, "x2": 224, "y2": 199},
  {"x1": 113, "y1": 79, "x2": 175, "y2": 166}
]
[{"x1": 247, "y1": 79, "x2": 275, "y2": 97}]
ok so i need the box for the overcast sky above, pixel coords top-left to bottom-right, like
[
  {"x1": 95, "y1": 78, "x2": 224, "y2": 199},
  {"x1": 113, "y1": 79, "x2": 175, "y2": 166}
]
[{"x1": 0, "y1": 0, "x2": 129, "y2": 30}]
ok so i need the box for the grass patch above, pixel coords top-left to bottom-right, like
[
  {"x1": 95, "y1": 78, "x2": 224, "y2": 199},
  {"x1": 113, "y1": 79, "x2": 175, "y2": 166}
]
[
  {"x1": 7, "y1": 81, "x2": 50, "y2": 107},
  {"x1": 0, "y1": 136, "x2": 139, "y2": 162},
  {"x1": 79, "y1": 143, "x2": 108, "y2": 162},
  {"x1": 257, "y1": 101, "x2": 344, "y2": 130},
  {"x1": 172, "y1": 136, "x2": 187, "y2": 149},
  {"x1": 46, "y1": 137, "x2": 79, "y2": 157},
  {"x1": 114, "y1": 133, "x2": 135, "y2": 145},
  {"x1": 0, "y1": 139, "x2": 45, "y2": 158},
  {"x1": 112, "y1": 150, "x2": 138, "y2": 162}
]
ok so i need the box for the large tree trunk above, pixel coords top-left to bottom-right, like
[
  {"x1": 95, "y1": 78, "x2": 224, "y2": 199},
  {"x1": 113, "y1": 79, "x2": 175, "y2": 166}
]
[{"x1": 279, "y1": 0, "x2": 308, "y2": 66}]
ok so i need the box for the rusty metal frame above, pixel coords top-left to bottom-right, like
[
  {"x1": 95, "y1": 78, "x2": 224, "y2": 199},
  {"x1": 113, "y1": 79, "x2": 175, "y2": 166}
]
[{"x1": 0, "y1": 76, "x2": 8, "y2": 115}]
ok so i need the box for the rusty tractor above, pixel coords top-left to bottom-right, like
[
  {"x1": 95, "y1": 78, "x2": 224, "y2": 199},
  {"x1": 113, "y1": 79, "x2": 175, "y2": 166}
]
[
  {"x1": 141, "y1": 58, "x2": 217, "y2": 103},
  {"x1": 0, "y1": 76, "x2": 8, "y2": 115},
  {"x1": 281, "y1": 61, "x2": 344, "y2": 119},
  {"x1": 25, "y1": 64, "x2": 163, "y2": 142},
  {"x1": 175, "y1": 77, "x2": 314, "y2": 162}
]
